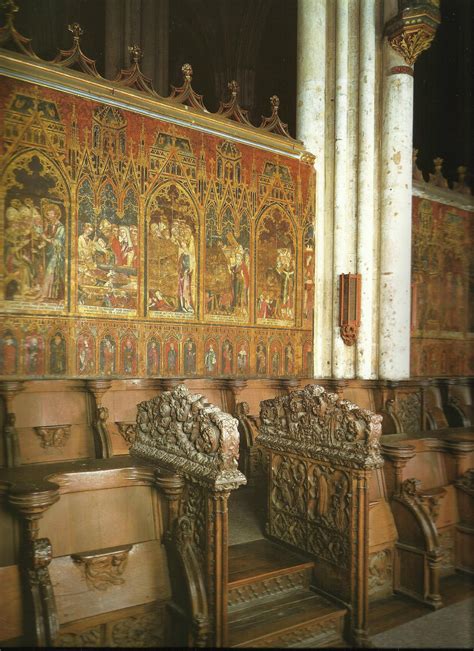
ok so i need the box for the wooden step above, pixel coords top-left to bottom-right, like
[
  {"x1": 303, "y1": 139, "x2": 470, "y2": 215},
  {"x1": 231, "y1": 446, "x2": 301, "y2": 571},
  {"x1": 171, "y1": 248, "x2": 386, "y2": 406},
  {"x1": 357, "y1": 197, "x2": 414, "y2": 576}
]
[
  {"x1": 228, "y1": 589, "x2": 347, "y2": 648},
  {"x1": 228, "y1": 539, "x2": 315, "y2": 611}
]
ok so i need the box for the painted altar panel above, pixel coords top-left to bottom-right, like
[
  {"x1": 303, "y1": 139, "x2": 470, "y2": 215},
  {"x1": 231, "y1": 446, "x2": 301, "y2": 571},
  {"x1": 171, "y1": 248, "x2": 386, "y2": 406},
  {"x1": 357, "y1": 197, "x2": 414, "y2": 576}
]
[
  {"x1": 410, "y1": 196, "x2": 473, "y2": 377},
  {"x1": 0, "y1": 76, "x2": 315, "y2": 379}
]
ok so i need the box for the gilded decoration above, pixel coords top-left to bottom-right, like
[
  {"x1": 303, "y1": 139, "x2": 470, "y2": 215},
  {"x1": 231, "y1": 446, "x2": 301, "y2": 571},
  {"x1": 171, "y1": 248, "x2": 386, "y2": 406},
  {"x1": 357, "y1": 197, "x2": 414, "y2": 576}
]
[
  {"x1": 385, "y1": 3, "x2": 441, "y2": 67},
  {"x1": 0, "y1": 74, "x2": 315, "y2": 380},
  {"x1": 410, "y1": 196, "x2": 473, "y2": 377}
]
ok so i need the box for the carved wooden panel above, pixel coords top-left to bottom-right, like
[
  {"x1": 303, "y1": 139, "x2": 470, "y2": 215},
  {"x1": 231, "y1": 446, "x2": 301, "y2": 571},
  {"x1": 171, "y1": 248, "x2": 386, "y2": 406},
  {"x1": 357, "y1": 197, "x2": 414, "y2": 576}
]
[{"x1": 368, "y1": 548, "x2": 393, "y2": 599}]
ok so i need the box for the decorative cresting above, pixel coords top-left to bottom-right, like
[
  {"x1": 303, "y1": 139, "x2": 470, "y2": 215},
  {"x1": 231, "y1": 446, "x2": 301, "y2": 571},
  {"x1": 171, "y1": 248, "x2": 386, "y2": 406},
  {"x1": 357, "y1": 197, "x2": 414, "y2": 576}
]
[
  {"x1": 259, "y1": 384, "x2": 383, "y2": 470},
  {"x1": 258, "y1": 385, "x2": 383, "y2": 647},
  {"x1": 131, "y1": 384, "x2": 246, "y2": 488},
  {"x1": 130, "y1": 385, "x2": 246, "y2": 648},
  {"x1": 385, "y1": 1, "x2": 441, "y2": 67},
  {"x1": 0, "y1": 4, "x2": 297, "y2": 141}
]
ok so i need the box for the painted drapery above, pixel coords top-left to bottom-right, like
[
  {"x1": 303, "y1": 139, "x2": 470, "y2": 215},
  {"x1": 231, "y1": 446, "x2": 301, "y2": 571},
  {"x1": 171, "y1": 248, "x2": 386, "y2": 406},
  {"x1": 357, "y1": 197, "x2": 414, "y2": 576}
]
[{"x1": 0, "y1": 77, "x2": 315, "y2": 379}]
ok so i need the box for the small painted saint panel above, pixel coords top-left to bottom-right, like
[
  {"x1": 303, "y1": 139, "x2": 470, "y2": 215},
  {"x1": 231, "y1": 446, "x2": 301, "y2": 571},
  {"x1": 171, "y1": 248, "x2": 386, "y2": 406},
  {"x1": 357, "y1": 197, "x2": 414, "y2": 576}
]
[
  {"x1": 25, "y1": 334, "x2": 45, "y2": 375},
  {"x1": 256, "y1": 207, "x2": 296, "y2": 326},
  {"x1": 100, "y1": 334, "x2": 116, "y2": 376},
  {"x1": 164, "y1": 338, "x2": 179, "y2": 374},
  {"x1": 121, "y1": 334, "x2": 137, "y2": 375},
  {"x1": 183, "y1": 337, "x2": 197, "y2": 375},
  {"x1": 236, "y1": 339, "x2": 250, "y2": 375},
  {"x1": 146, "y1": 337, "x2": 161, "y2": 376},
  {"x1": 221, "y1": 339, "x2": 234, "y2": 375},
  {"x1": 0, "y1": 330, "x2": 18, "y2": 375},
  {"x1": 77, "y1": 176, "x2": 139, "y2": 314},
  {"x1": 270, "y1": 340, "x2": 282, "y2": 376},
  {"x1": 147, "y1": 183, "x2": 198, "y2": 318},
  {"x1": 49, "y1": 331, "x2": 67, "y2": 375},
  {"x1": 77, "y1": 331, "x2": 96, "y2": 375},
  {"x1": 204, "y1": 338, "x2": 218, "y2": 375},
  {"x1": 284, "y1": 342, "x2": 295, "y2": 376},
  {"x1": 256, "y1": 341, "x2": 267, "y2": 375}
]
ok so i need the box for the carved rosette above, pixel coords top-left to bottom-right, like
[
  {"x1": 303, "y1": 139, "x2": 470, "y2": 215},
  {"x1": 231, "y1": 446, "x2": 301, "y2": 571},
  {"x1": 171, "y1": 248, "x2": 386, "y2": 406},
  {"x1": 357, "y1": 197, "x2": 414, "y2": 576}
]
[
  {"x1": 385, "y1": 3, "x2": 441, "y2": 67},
  {"x1": 258, "y1": 384, "x2": 383, "y2": 470},
  {"x1": 131, "y1": 384, "x2": 246, "y2": 489}
]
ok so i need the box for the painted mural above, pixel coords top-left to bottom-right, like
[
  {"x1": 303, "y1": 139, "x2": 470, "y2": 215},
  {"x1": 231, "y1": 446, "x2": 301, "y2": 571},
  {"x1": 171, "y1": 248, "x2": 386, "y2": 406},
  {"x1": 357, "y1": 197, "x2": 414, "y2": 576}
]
[
  {"x1": 0, "y1": 76, "x2": 315, "y2": 379},
  {"x1": 411, "y1": 196, "x2": 473, "y2": 377}
]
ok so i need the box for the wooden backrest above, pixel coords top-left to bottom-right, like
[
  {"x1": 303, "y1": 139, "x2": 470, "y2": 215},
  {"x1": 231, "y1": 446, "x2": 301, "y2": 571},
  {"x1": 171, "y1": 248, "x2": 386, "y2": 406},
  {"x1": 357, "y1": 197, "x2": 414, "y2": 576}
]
[
  {"x1": 130, "y1": 384, "x2": 246, "y2": 648},
  {"x1": 258, "y1": 384, "x2": 383, "y2": 647}
]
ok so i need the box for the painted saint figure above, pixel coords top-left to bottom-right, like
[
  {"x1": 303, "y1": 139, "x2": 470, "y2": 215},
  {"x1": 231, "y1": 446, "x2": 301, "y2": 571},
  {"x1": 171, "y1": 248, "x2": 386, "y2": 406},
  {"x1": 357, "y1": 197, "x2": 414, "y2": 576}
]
[
  {"x1": 147, "y1": 339, "x2": 160, "y2": 375},
  {"x1": 41, "y1": 204, "x2": 65, "y2": 300},
  {"x1": 167, "y1": 342, "x2": 177, "y2": 373},
  {"x1": 205, "y1": 344, "x2": 217, "y2": 373},
  {"x1": 183, "y1": 339, "x2": 196, "y2": 374},
  {"x1": 50, "y1": 332, "x2": 66, "y2": 375}
]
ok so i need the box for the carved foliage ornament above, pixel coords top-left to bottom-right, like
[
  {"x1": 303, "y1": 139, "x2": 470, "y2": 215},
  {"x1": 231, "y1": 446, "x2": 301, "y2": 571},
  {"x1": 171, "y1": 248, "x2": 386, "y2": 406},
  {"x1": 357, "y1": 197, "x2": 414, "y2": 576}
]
[
  {"x1": 259, "y1": 384, "x2": 383, "y2": 469},
  {"x1": 385, "y1": 4, "x2": 441, "y2": 67},
  {"x1": 131, "y1": 384, "x2": 246, "y2": 488},
  {"x1": 34, "y1": 424, "x2": 71, "y2": 448},
  {"x1": 72, "y1": 546, "x2": 131, "y2": 591}
]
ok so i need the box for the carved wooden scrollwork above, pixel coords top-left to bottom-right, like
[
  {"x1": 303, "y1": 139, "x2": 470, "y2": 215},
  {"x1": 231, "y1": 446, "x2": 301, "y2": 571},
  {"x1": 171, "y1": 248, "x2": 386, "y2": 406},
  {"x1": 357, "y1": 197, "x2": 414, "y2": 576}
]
[
  {"x1": 131, "y1": 384, "x2": 246, "y2": 489},
  {"x1": 259, "y1": 384, "x2": 383, "y2": 469},
  {"x1": 115, "y1": 421, "x2": 138, "y2": 446}
]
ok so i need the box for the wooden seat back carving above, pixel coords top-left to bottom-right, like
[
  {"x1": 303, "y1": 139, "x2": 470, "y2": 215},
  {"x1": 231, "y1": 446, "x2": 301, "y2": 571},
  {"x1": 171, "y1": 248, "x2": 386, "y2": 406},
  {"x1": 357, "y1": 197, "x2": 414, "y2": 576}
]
[
  {"x1": 258, "y1": 384, "x2": 383, "y2": 647},
  {"x1": 131, "y1": 384, "x2": 246, "y2": 648}
]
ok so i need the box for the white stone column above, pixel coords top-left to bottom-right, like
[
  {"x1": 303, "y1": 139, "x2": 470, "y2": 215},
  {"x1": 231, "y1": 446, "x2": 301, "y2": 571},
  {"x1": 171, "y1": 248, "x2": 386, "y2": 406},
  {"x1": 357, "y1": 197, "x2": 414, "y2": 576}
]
[
  {"x1": 331, "y1": 0, "x2": 359, "y2": 379},
  {"x1": 378, "y1": 35, "x2": 414, "y2": 379},
  {"x1": 355, "y1": 0, "x2": 379, "y2": 378},
  {"x1": 296, "y1": 0, "x2": 332, "y2": 378}
]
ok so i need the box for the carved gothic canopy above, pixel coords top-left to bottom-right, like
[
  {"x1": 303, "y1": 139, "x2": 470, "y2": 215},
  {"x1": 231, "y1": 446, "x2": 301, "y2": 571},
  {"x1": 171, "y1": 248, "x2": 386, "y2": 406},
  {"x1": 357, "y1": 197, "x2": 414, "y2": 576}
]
[
  {"x1": 130, "y1": 384, "x2": 246, "y2": 489},
  {"x1": 258, "y1": 384, "x2": 383, "y2": 469}
]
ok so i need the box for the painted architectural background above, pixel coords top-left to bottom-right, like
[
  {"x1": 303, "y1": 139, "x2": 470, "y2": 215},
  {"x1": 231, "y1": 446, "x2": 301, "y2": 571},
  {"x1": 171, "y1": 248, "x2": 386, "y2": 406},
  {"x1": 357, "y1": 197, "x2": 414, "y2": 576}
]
[
  {"x1": 0, "y1": 77, "x2": 315, "y2": 379},
  {"x1": 411, "y1": 196, "x2": 473, "y2": 377}
]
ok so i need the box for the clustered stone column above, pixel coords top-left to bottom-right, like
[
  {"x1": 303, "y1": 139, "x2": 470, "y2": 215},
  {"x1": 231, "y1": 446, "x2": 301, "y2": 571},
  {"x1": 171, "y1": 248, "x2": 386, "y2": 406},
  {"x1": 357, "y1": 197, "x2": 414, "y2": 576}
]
[{"x1": 296, "y1": 0, "x2": 440, "y2": 381}]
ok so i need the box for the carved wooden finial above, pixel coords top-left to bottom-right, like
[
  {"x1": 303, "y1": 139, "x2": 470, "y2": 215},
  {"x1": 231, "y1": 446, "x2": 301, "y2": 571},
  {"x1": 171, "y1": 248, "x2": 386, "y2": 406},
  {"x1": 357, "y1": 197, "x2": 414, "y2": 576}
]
[
  {"x1": 68, "y1": 22, "x2": 83, "y2": 41},
  {"x1": 0, "y1": 0, "x2": 37, "y2": 57},
  {"x1": 228, "y1": 80, "x2": 239, "y2": 98},
  {"x1": 2, "y1": 0, "x2": 18, "y2": 18},
  {"x1": 128, "y1": 43, "x2": 143, "y2": 64},
  {"x1": 429, "y1": 156, "x2": 448, "y2": 188},
  {"x1": 270, "y1": 95, "x2": 280, "y2": 112},
  {"x1": 259, "y1": 94, "x2": 293, "y2": 139},
  {"x1": 453, "y1": 165, "x2": 471, "y2": 195},
  {"x1": 182, "y1": 62, "x2": 193, "y2": 82},
  {"x1": 168, "y1": 63, "x2": 207, "y2": 111},
  {"x1": 412, "y1": 148, "x2": 424, "y2": 181}
]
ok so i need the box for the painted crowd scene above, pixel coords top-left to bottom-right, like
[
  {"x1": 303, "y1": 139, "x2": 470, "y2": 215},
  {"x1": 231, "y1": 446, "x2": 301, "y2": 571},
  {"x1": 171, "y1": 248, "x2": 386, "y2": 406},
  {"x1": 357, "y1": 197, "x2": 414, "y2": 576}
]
[{"x1": 0, "y1": 77, "x2": 315, "y2": 379}]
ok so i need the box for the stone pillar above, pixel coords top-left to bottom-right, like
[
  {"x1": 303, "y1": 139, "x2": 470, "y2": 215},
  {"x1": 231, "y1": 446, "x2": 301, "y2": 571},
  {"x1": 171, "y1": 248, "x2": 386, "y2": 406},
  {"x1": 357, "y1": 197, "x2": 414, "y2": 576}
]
[
  {"x1": 379, "y1": 0, "x2": 440, "y2": 379},
  {"x1": 296, "y1": 0, "x2": 332, "y2": 378},
  {"x1": 331, "y1": 0, "x2": 359, "y2": 379},
  {"x1": 355, "y1": 0, "x2": 378, "y2": 379}
]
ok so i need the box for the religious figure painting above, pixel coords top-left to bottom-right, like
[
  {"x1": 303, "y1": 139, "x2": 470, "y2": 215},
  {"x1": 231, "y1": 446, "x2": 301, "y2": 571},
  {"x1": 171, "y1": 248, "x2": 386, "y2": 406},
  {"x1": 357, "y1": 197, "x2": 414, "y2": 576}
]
[
  {"x1": 256, "y1": 207, "x2": 296, "y2": 326},
  {"x1": 236, "y1": 339, "x2": 249, "y2": 375},
  {"x1": 77, "y1": 331, "x2": 96, "y2": 375},
  {"x1": 147, "y1": 183, "x2": 197, "y2": 318},
  {"x1": 25, "y1": 333, "x2": 45, "y2": 375},
  {"x1": 270, "y1": 340, "x2": 282, "y2": 376},
  {"x1": 49, "y1": 331, "x2": 66, "y2": 375},
  {"x1": 2, "y1": 155, "x2": 67, "y2": 311},
  {"x1": 205, "y1": 201, "x2": 250, "y2": 323},
  {"x1": 303, "y1": 340, "x2": 313, "y2": 377},
  {"x1": 121, "y1": 334, "x2": 138, "y2": 375},
  {"x1": 204, "y1": 338, "x2": 218, "y2": 375},
  {"x1": 221, "y1": 339, "x2": 234, "y2": 375},
  {"x1": 77, "y1": 177, "x2": 139, "y2": 314},
  {"x1": 0, "y1": 330, "x2": 18, "y2": 375},
  {"x1": 256, "y1": 341, "x2": 267, "y2": 375},
  {"x1": 164, "y1": 338, "x2": 179, "y2": 374},
  {"x1": 146, "y1": 337, "x2": 161, "y2": 376},
  {"x1": 100, "y1": 334, "x2": 116, "y2": 376},
  {"x1": 183, "y1": 337, "x2": 197, "y2": 374},
  {"x1": 0, "y1": 78, "x2": 317, "y2": 380}
]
